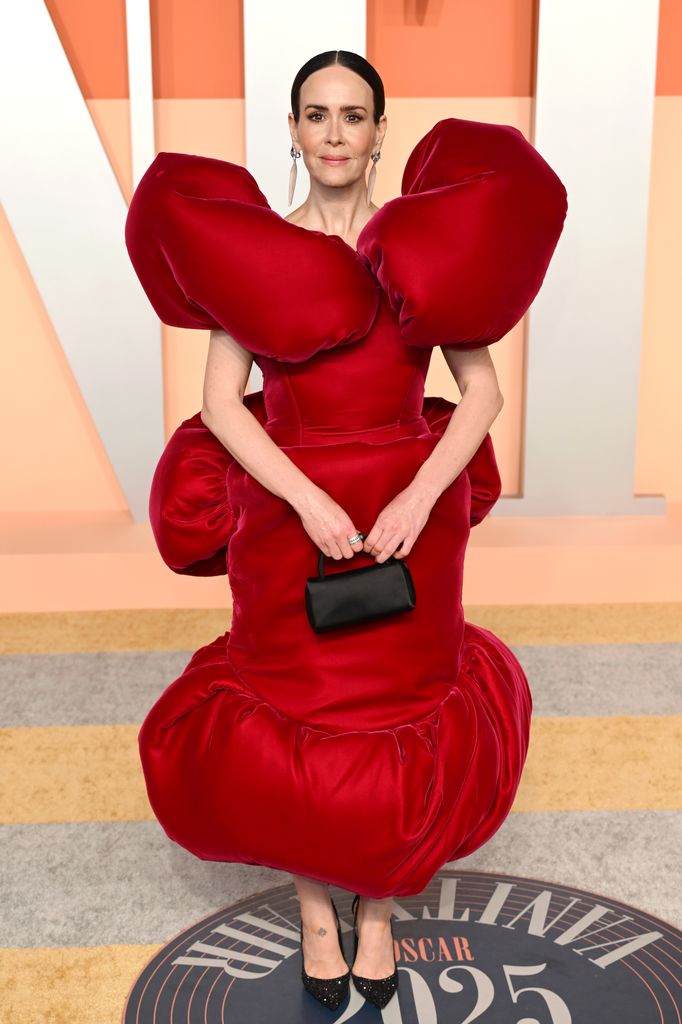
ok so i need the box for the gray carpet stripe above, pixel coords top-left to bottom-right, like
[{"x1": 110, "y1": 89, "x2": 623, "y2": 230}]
[
  {"x1": 1, "y1": 643, "x2": 681, "y2": 727},
  {"x1": 1, "y1": 810, "x2": 679, "y2": 947}
]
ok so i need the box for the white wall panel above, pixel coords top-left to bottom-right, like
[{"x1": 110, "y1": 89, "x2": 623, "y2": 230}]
[
  {"x1": 0, "y1": 0, "x2": 163, "y2": 521},
  {"x1": 503, "y1": 0, "x2": 664, "y2": 516}
]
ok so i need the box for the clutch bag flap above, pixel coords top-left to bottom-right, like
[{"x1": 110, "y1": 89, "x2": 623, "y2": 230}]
[{"x1": 305, "y1": 557, "x2": 416, "y2": 633}]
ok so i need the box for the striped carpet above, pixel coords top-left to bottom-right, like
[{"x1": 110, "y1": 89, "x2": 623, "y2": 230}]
[{"x1": 1, "y1": 604, "x2": 680, "y2": 1023}]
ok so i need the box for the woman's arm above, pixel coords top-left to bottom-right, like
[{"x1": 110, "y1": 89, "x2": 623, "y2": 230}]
[
  {"x1": 360, "y1": 346, "x2": 504, "y2": 562},
  {"x1": 409, "y1": 346, "x2": 504, "y2": 505},
  {"x1": 200, "y1": 329, "x2": 320, "y2": 512},
  {"x1": 201, "y1": 330, "x2": 366, "y2": 560}
]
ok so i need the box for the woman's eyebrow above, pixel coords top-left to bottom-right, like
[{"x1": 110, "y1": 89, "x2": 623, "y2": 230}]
[{"x1": 304, "y1": 104, "x2": 368, "y2": 112}]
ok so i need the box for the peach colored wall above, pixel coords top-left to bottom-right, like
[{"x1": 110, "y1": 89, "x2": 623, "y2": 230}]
[
  {"x1": 368, "y1": 0, "x2": 537, "y2": 97},
  {"x1": 2, "y1": 0, "x2": 681, "y2": 513}
]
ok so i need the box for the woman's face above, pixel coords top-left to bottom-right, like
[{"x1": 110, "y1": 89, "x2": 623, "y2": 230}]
[{"x1": 289, "y1": 65, "x2": 386, "y2": 186}]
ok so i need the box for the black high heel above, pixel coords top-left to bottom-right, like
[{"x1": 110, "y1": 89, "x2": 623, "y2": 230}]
[
  {"x1": 300, "y1": 896, "x2": 350, "y2": 1010},
  {"x1": 350, "y1": 893, "x2": 399, "y2": 1009}
]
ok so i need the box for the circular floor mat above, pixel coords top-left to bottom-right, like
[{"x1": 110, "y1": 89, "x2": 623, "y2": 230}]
[{"x1": 123, "y1": 868, "x2": 681, "y2": 1022}]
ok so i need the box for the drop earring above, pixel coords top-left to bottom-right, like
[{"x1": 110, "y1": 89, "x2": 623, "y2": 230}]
[
  {"x1": 288, "y1": 144, "x2": 300, "y2": 206},
  {"x1": 366, "y1": 149, "x2": 381, "y2": 207}
]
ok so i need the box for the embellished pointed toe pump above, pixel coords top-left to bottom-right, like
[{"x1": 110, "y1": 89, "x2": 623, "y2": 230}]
[
  {"x1": 300, "y1": 896, "x2": 351, "y2": 1010},
  {"x1": 350, "y1": 893, "x2": 399, "y2": 1009}
]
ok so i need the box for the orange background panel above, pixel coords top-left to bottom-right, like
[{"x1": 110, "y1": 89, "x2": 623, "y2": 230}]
[
  {"x1": 44, "y1": 0, "x2": 244, "y2": 100},
  {"x1": 151, "y1": 0, "x2": 243, "y2": 99},
  {"x1": 656, "y1": 0, "x2": 682, "y2": 95},
  {"x1": 43, "y1": 0, "x2": 682, "y2": 101},
  {"x1": 44, "y1": 0, "x2": 128, "y2": 99},
  {"x1": 367, "y1": 0, "x2": 537, "y2": 97}
]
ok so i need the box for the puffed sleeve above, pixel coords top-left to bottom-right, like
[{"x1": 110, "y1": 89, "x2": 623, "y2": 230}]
[
  {"x1": 148, "y1": 391, "x2": 267, "y2": 576},
  {"x1": 358, "y1": 117, "x2": 568, "y2": 350},
  {"x1": 125, "y1": 152, "x2": 380, "y2": 361}
]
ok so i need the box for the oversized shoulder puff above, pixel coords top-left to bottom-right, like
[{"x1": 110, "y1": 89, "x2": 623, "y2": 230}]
[
  {"x1": 358, "y1": 117, "x2": 569, "y2": 350},
  {"x1": 124, "y1": 151, "x2": 381, "y2": 361}
]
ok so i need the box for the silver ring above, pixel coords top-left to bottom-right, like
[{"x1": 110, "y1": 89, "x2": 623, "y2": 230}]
[{"x1": 347, "y1": 532, "x2": 364, "y2": 545}]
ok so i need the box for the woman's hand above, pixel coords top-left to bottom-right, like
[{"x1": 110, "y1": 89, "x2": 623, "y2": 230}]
[
  {"x1": 363, "y1": 484, "x2": 437, "y2": 562},
  {"x1": 294, "y1": 488, "x2": 366, "y2": 560}
]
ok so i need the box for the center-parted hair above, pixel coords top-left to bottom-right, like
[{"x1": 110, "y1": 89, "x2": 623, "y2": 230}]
[{"x1": 290, "y1": 49, "x2": 386, "y2": 125}]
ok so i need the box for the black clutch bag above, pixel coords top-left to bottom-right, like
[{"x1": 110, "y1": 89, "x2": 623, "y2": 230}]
[{"x1": 304, "y1": 533, "x2": 416, "y2": 633}]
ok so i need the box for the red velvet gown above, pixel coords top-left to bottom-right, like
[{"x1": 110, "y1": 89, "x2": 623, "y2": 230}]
[{"x1": 125, "y1": 117, "x2": 568, "y2": 898}]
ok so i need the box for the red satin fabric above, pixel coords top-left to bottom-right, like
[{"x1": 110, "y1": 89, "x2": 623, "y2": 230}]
[{"x1": 127, "y1": 117, "x2": 567, "y2": 897}]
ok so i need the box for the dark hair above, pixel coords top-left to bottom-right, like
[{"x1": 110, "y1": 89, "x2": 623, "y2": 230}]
[{"x1": 290, "y1": 50, "x2": 385, "y2": 125}]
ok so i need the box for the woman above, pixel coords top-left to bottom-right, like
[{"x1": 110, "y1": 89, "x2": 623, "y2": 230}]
[{"x1": 125, "y1": 50, "x2": 567, "y2": 1013}]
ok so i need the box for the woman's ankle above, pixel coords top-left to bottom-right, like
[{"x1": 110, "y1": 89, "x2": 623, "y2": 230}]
[
  {"x1": 291, "y1": 875, "x2": 335, "y2": 925},
  {"x1": 356, "y1": 895, "x2": 393, "y2": 927}
]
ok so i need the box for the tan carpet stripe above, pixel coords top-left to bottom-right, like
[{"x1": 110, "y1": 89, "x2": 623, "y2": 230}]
[
  {"x1": 0, "y1": 945, "x2": 161, "y2": 1024},
  {"x1": 0, "y1": 715, "x2": 679, "y2": 824},
  {"x1": 1, "y1": 603, "x2": 682, "y2": 654}
]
